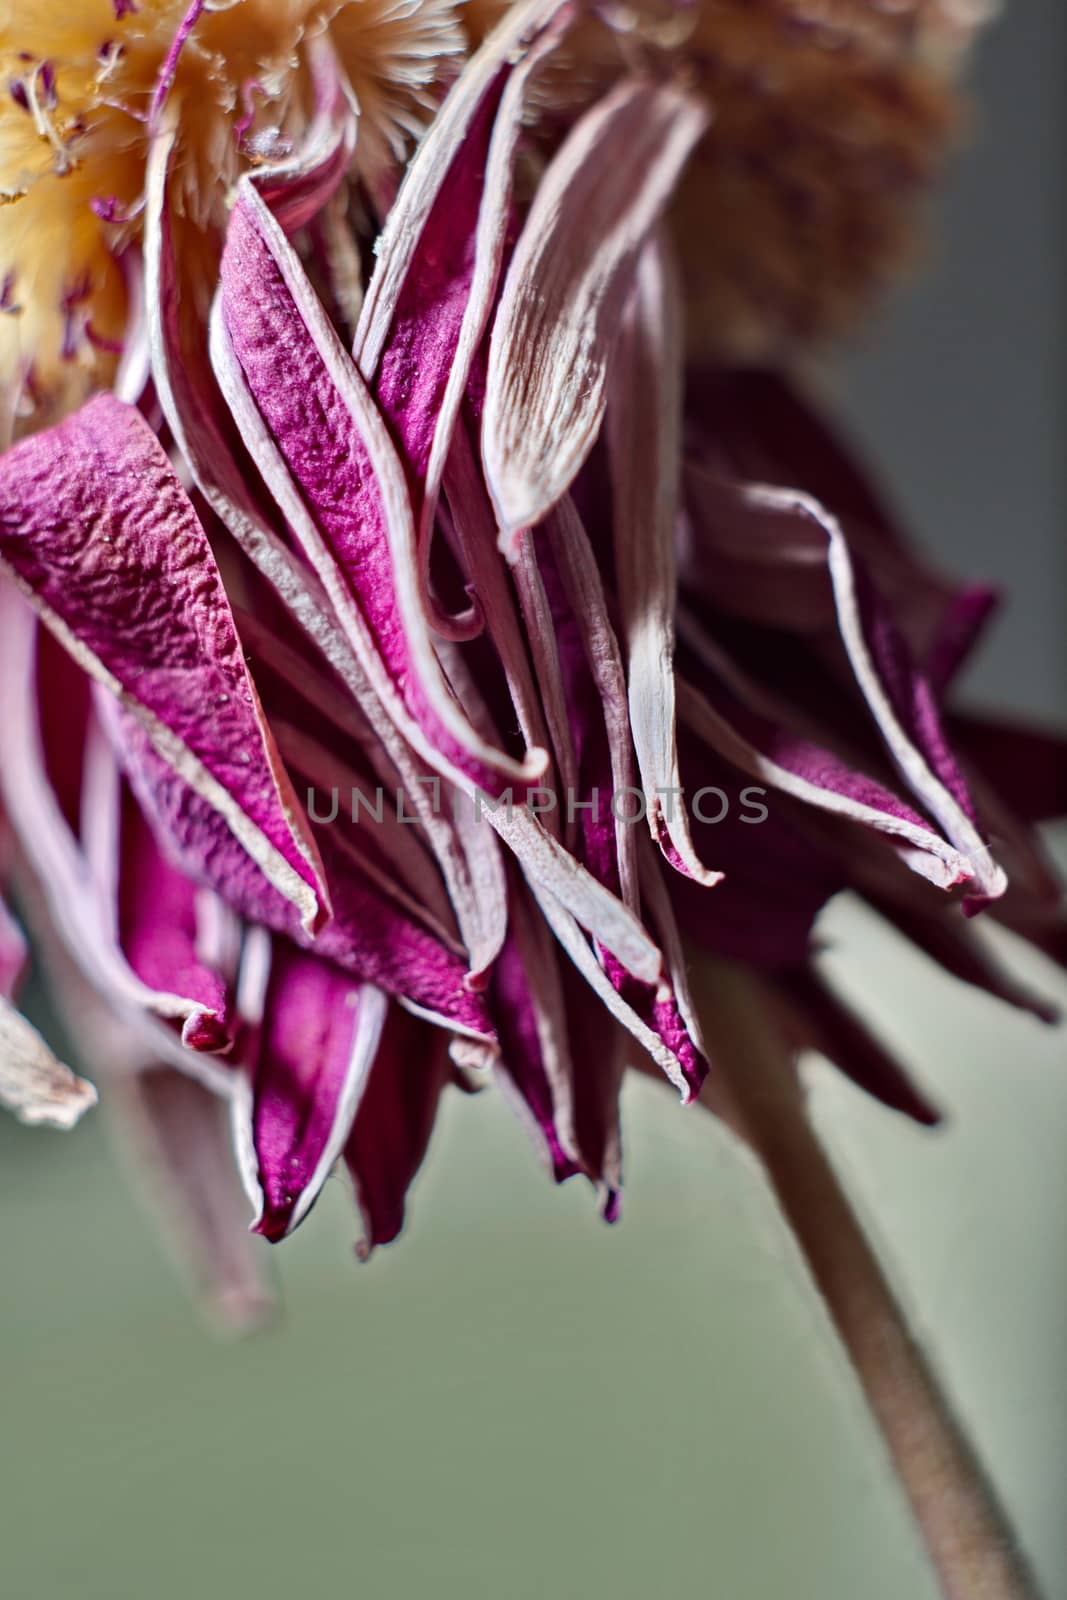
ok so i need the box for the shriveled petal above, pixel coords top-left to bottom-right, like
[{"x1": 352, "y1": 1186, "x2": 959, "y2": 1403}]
[
  {"x1": 528, "y1": 520, "x2": 707, "y2": 1096},
  {"x1": 81, "y1": 710, "x2": 235, "y2": 1054},
  {"x1": 682, "y1": 474, "x2": 1003, "y2": 903},
  {"x1": 865, "y1": 893, "x2": 1060, "y2": 1026},
  {"x1": 544, "y1": 502, "x2": 640, "y2": 912},
  {"x1": 677, "y1": 672, "x2": 977, "y2": 894},
  {"x1": 252, "y1": 35, "x2": 357, "y2": 235},
  {"x1": 668, "y1": 727, "x2": 842, "y2": 968},
  {"x1": 217, "y1": 182, "x2": 542, "y2": 795},
  {"x1": 683, "y1": 368, "x2": 991, "y2": 675},
  {"x1": 356, "y1": 0, "x2": 572, "y2": 626},
  {"x1": 490, "y1": 878, "x2": 580, "y2": 1182},
  {"x1": 0, "y1": 602, "x2": 235, "y2": 1081},
  {"x1": 344, "y1": 1004, "x2": 453, "y2": 1258},
  {"x1": 0, "y1": 998, "x2": 97, "y2": 1129},
  {"x1": 531, "y1": 881, "x2": 703, "y2": 1103},
  {"x1": 558, "y1": 956, "x2": 625, "y2": 1222},
  {"x1": 356, "y1": 0, "x2": 572, "y2": 376},
  {"x1": 107, "y1": 705, "x2": 494, "y2": 1042},
  {"x1": 0, "y1": 397, "x2": 328, "y2": 935},
  {"x1": 0, "y1": 811, "x2": 26, "y2": 998},
  {"x1": 145, "y1": 65, "x2": 506, "y2": 978},
  {"x1": 948, "y1": 711, "x2": 1067, "y2": 826},
  {"x1": 483, "y1": 78, "x2": 709, "y2": 543},
  {"x1": 231, "y1": 942, "x2": 389, "y2": 1242},
  {"x1": 609, "y1": 233, "x2": 721, "y2": 887}
]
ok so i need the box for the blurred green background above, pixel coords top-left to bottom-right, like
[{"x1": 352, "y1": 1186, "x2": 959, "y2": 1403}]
[{"x1": 3, "y1": 888, "x2": 1066, "y2": 1599}]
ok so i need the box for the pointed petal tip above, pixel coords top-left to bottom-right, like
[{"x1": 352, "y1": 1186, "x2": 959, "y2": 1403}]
[
  {"x1": 180, "y1": 1011, "x2": 233, "y2": 1054},
  {"x1": 250, "y1": 1208, "x2": 292, "y2": 1245}
]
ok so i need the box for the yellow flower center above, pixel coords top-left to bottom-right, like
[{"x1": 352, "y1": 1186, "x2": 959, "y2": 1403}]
[{"x1": 0, "y1": 0, "x2": 464, "y2": 435}]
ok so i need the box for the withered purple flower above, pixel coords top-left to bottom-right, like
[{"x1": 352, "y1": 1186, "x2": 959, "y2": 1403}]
[{"x1": 0, "y1": 0, "x2": 1062, "y2": 1345}]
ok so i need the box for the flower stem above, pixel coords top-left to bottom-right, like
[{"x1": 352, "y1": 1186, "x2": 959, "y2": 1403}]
[{"x1": 691, "y1": 960, "x2": 1040, "y2": 1600}]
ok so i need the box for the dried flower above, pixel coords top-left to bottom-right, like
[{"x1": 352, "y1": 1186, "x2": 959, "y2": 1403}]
[{"x1": 0, "y1": 0, "x2": 1062, "y2": 1331}]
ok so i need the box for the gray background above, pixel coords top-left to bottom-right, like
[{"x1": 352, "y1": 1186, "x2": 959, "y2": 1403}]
[
  {"x1": 844, "y1": 0, "x2": 1064, "y2": 721},
  {"x1": 1, "y1": 8, "x2": 1064, "y2": 1599}
]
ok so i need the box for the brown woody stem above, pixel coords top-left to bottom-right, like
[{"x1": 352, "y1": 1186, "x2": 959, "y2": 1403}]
[{"x1": 692, "y1": 960, "x2": 1039, "y2": 1600}]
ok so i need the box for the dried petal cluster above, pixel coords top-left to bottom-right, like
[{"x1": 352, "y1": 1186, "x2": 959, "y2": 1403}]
[{"x1": 0, "y1": 0, "x2": 1062, "y2": 1322}]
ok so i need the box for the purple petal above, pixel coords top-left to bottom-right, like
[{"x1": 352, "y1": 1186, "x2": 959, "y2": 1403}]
[
  {"x1": 356, "y1": 1, "x2": 572, "y2": 629},
  {"x1": 233, "y1": 943, "x2": 389, "y2": 1242},
  {"x1": 677, "y1": 669, "x2": 978, "y2": 894},
  {"x1": 106, "y1": 704, "x2": 494, "y2": 1042},
  {"x1": 0, "y1": 599, "x2": 236, "y2": 1078},
  {"x1": 490, "y1": 879, "x2": 581, "y2": 1183},
  {"x1": 948, "y1": 711, "x2": 1067, "y2": 826},
  {"x1": 218, "y1": 182, "x2": 543, "y2": 796},
  {"x1": 0, "y1": 397, "x2": 329, "y2": 934},
  {"x1": 344, "y1": 1004, "x2": 453, "y2": 1258}
]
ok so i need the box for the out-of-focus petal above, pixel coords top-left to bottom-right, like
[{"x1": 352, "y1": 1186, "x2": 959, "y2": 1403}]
[
  {"x1": 679, "y1": 475, "x2": 1005, "y2": 903},
  {"x1": 770, "y1": 966, "x2": 941, "y2": 1127},
  {"x1": 0, "y1": 998, "x2": 97, "y2": 1129},
  {"x1": 109, "y1": 1065, "x2": 274, "y2": 1334},
  {"x1": 81, "y1": 708, "x2": 236, "y2": 1054},
  {"x1": 948, "y1": 712, "x2": 1067, "y2": 826}
]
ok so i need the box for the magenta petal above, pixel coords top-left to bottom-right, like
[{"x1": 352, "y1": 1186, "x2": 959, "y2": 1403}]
[
  {"x1": 682, "y1": 471, "x2": 1004, "y2": 902},
  {"x1": 0, "y1": 892, "x2": 24, "y2": 1002},
  {"x1": 0, "y1": 810, "x2": 26, "y2": 1000},
  {"x1": 0, "y1": 396, "x2": 329, "y2": 934},
  {"x1": 112, "y1": 768, "x2": 235, "y2": 1054},
  {"x1": 218, "y1": 184, "x2": 542, "y2": 796},
  {"x1": 0, "y1": 601, "x2": 232, "y2": 1083},
  {"x1": 529, "y1": 518, "x2": 707, "y2": 1099},
  {"x1": 356, "y1": 3, "x2": 571, "y2": 633},
  {"x1": 490, "y1": 882, "x2": 581, "y2": 1183},
  {"x1": 237, "y1": 945, "x2": 389, "y2": 1242},
  {"x1": 107, "y1": 704, "x2": 493, "y2": 1041},
  {"x1": 684, "y1": 368, "x2": 991, "y2": 675},
  {"x1": 344, "y1": 1004, "x2": 452, "y2": 1257}
]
